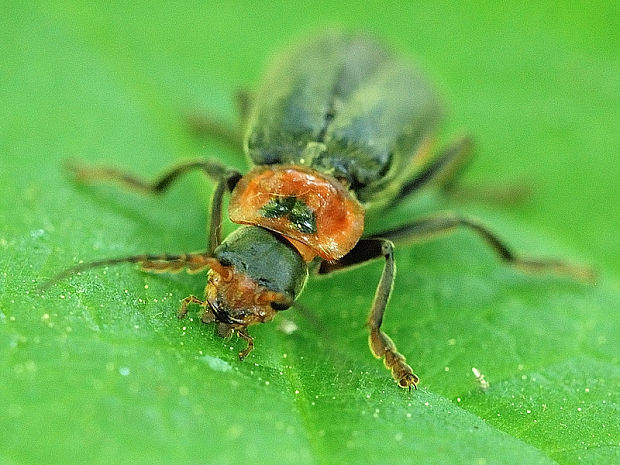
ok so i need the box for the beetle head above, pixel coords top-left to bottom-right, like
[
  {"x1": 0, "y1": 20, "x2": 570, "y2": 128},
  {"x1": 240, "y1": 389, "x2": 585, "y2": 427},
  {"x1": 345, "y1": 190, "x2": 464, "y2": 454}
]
[
  {"x1": 202, "y1": 260, "x2": 292, "y2": 337},
  {"x1": 201, "y1": 226, "x2": 308, "y2": 339}
]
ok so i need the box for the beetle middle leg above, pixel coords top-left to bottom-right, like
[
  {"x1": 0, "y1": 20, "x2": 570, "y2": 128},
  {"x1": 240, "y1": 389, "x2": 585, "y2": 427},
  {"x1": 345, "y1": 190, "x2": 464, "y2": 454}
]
[
  {"x1": 369, "y1": 213, "x2": 594, "y2": 280},
  {"x1": 318, "y1": 238, "x2": 419, "y2": 390},
  {"x1": 391, "y1": 135, "x2": 473, "y2": 207},
  {"x1": 66, "y1": 159, "x2": 241, "y2": 252}
]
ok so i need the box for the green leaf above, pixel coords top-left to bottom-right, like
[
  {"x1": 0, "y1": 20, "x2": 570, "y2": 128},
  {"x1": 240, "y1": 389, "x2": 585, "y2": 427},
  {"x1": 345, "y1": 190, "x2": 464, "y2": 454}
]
[{"x1": 1, "y1": 2, "x2": 618, "y2": 465}]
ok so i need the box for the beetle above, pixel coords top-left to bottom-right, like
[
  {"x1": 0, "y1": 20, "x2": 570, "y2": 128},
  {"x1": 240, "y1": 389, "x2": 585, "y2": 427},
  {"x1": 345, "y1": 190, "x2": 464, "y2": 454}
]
[{"x1": 44, "y1": 31, "x2": 591, "y2": 389}]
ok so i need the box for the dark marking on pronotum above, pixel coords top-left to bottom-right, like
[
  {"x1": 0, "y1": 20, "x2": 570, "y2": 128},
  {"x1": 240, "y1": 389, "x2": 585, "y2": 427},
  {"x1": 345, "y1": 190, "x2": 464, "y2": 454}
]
[{"x1": 260, "y1": 196, "x2": 317, "y2": 234}]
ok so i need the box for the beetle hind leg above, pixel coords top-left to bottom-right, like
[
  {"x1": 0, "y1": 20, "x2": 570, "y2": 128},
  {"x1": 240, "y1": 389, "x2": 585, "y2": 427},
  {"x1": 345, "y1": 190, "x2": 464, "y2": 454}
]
[
  {"x1": 393, "y1": 136, "x2": 530, "y2": 207},
  {"x1": 187, "y1": 89, "x2": 253, "y2": 149},
  {"x1": 391, "y1": 136, "x2": 473, "y2": 208}
]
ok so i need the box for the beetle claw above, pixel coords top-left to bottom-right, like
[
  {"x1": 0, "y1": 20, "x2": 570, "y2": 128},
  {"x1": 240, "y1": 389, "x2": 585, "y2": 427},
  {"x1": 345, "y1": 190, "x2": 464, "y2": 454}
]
[{"x1": 398, "y1": 373, "x2": 419, "y2": 390}]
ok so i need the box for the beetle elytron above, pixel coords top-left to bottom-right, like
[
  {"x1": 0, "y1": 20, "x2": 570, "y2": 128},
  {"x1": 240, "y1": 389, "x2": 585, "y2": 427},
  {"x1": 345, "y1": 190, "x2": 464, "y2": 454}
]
[{"x1": 45, "y1": 31, "x2": 590, "y2": 389}]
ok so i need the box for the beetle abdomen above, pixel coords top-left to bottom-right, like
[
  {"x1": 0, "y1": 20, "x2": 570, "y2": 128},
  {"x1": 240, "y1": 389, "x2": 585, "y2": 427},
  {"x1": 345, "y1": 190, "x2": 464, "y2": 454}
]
[{"x1": 245, "y1": 30, "x2": 442, "y2": 203}]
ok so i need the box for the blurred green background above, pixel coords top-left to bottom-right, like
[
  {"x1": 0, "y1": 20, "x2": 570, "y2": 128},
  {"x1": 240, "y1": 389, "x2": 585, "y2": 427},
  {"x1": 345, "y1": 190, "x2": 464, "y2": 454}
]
[{"x1": 1, "y1": 1, "x2": 618, "y2": 464}]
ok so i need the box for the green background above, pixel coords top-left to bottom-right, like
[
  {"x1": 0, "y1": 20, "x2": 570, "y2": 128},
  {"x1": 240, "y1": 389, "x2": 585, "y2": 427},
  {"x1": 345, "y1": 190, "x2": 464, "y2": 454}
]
[{"x1": 1, "y1": 1, "x2": 618, "y2": 464}]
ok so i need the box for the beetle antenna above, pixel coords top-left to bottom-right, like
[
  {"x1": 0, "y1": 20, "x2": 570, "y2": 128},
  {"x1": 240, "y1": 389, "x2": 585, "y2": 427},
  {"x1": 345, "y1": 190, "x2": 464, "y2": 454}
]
[{"x1": 39, "y1": 252, "x2": 216, "y2": 291}]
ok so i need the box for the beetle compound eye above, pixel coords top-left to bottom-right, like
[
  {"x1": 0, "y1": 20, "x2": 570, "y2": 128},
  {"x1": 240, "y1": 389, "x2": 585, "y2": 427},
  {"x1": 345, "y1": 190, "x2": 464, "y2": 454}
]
[{"x1": 270, "y1": 301, "x2": 291, "y2": 311}]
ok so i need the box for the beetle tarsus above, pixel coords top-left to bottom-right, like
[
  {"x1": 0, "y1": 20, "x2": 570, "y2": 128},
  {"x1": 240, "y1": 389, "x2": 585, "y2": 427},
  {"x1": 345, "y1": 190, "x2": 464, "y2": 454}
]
[
  {"x1": 514, "y1": 259, "x2": 596, "y2": 282},
  {"x1": 178, "y1": 295, "x2": 206, "y2": 319},
  {"x1": 370, "y1": 328, "x2": 419, "y2": 390},
  {"x1": 394, "y1": 366, "x2": 419, "y2": 390},
  {"x1": 237, "y1": 329, "x2": 255, "y2": 360}
]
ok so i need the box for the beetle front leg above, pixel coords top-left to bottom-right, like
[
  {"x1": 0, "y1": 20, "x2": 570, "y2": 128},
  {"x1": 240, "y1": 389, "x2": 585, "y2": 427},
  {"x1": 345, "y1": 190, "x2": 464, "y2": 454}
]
[
  {"x1": 236, "y1": 328, "x2": 255, "y2": 360},
  {"x1": 319, "y1": 238, "x2": 419, "y2": 390},
  {"x1": 369, "y1": 325, "x2": 419, "y2": 390},
  {"x1": 178, "y1": 295, "x2": 207, "y2": 319}
]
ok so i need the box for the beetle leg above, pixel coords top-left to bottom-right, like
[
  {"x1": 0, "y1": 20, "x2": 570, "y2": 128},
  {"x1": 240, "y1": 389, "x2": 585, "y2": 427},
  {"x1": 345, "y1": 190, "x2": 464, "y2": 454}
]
[
  {"x1": 235, "y1": 89, "x2": 254, "y2": 123},
  {"x1": 391, "y1": 135, "x2": 473, "y2": 207},
  {"x1": 370, "y1": 213, "x2": 594, "y2": 280},
  {"x1": 178, "y1": 295, "x2": 208, "y2": 319},
  {"x1": 318, "y1": 238, "x2": 419, "y2": 390},
  {"x1": 186, "y1": 89, "x2": 253, "y2": 148},
  {"x1": 65, "y1": 159, "x2": 241, "y2": 252},
  {"x1": 431, "y1": 137, "x2": 529, "y2": 204},
  {"x1": 433, "y1": 136, "x2": 475, "y2": 192},
  {"x1": 206, "y1": 173, "x2": 235, "y2": 252},
  {"x1": 39, "y1": 252, "x2": 218, "y2": 291},
  {"x1": 66, "y1": 159, "x2": 240, "y2": 195},
  {"x1": 394, "y1": 136, "x2": 530, "y2": 206},
  {"x1": 236, "y1": 327, "x2": 255, "y2": 360},
  {"x1": 186, "y1": 113, "x2": 243, "y2": 148}
]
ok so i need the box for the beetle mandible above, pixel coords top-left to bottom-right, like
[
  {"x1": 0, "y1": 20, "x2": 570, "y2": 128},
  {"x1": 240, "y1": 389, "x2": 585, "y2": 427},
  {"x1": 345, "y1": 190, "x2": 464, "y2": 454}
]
[{"x1": 45, "y1": 31, "x2": 591, "y2": 390}]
